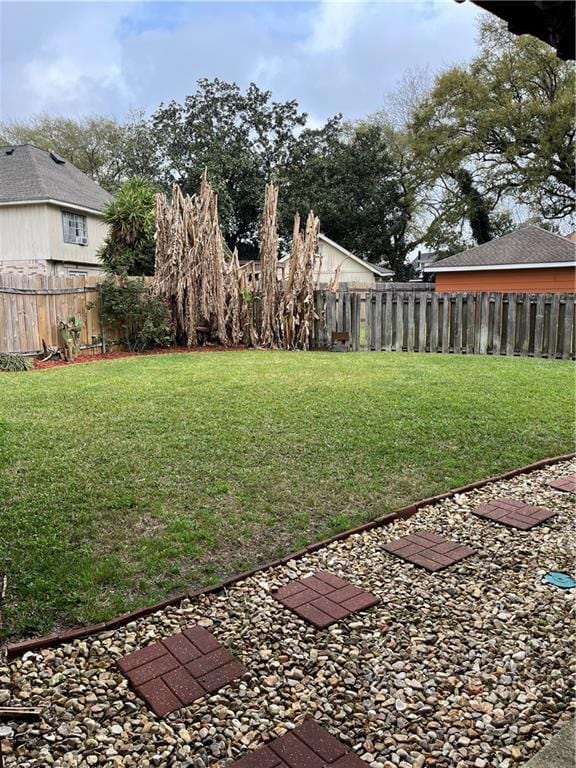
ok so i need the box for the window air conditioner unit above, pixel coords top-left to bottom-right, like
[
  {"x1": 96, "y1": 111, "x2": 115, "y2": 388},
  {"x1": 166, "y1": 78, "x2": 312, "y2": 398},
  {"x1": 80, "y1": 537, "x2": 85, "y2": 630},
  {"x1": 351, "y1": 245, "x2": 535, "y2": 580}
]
[{"x1": 76, "y1": 237, "x2": 88, "y2": 245}]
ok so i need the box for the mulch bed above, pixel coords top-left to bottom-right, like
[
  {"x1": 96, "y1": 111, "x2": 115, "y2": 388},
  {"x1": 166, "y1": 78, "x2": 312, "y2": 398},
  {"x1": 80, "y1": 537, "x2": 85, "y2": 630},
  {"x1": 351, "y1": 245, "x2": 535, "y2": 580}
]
[{"x1": 32, "y1": 345, "x2": 248, "y2": 370}]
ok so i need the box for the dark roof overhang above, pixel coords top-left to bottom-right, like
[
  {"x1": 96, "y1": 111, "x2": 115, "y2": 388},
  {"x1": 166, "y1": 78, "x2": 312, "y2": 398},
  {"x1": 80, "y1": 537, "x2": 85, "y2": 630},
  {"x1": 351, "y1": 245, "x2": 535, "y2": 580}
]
[{"x1": 457, "y1": 0, "x2": 575, "y2": 60}]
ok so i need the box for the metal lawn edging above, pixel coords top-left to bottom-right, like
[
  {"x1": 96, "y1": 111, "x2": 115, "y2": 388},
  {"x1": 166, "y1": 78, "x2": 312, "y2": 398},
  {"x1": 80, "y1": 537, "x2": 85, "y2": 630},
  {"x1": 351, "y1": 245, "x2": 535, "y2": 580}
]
[{"x1": 4, "y1": 451, "x2": 575, "y2": 659}]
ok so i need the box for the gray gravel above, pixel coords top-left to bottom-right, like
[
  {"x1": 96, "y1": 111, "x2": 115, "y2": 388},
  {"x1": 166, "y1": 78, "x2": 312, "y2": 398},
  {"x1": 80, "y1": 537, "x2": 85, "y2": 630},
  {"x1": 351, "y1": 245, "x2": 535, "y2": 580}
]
[{"x1": 1, "y1": 460, "x2": 575, "y2": 768}]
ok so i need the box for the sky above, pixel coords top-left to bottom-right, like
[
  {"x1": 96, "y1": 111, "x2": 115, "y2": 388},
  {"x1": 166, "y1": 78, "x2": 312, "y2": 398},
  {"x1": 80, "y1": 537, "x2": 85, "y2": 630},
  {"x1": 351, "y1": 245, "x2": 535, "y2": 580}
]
[{"x1": 0, "y1": 0, "x2": 484, "y2": 125}]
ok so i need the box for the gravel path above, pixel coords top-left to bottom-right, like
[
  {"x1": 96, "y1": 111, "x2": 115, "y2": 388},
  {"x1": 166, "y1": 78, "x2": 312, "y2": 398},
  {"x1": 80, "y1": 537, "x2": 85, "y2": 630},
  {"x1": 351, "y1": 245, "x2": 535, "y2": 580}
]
[{"x1": 1, "y1": 460, "x2": 575, "y2": 768}]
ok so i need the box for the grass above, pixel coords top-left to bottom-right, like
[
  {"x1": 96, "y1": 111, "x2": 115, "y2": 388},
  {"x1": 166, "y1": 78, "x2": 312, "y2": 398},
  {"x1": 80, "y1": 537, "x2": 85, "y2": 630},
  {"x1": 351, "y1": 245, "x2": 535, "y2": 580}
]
[{"x1": 0, "y1": 350, "x2": 574, "y2": 640}]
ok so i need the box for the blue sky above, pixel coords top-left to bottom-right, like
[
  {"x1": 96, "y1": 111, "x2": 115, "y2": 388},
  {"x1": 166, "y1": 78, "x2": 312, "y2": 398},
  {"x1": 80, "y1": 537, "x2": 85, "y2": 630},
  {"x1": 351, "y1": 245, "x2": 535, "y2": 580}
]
[{"x1": 0, "y1": 0, "x2": 484, "y2": 124}]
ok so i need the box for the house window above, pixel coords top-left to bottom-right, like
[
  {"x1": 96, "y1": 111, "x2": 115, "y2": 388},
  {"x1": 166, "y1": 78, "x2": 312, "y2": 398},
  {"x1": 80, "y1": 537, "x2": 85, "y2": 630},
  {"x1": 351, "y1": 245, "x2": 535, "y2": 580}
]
[{"x1": 62, "y1": 211, "x2": 88, "y2": 245}]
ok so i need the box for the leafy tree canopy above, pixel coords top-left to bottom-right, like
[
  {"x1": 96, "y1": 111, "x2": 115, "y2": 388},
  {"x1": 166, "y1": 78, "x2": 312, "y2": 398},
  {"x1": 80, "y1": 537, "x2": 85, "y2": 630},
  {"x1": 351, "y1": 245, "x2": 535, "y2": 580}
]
[
  {"x1": 279, "y1": 122, "x2": 414, "y2": 278},
  {"x1": 149, "y1": 79, "x2": 339, "y2": 258},
  {"x1": 410, "y1": 17, "x2": 575, "y2": 243}
]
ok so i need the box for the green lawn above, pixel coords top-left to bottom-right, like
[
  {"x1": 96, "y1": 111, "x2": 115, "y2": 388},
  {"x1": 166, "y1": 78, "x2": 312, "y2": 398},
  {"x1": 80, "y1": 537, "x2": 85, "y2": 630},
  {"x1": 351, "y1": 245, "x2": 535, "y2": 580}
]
[{"x1": 0, "y1": 351, "x2": 574, "y2": 640}]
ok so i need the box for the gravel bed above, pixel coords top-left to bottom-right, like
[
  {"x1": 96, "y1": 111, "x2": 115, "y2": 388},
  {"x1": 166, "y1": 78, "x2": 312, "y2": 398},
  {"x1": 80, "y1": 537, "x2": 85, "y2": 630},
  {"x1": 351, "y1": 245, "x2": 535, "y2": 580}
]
[{"x1": 1, "y1": 460, "x2": 575, "y2": 768}]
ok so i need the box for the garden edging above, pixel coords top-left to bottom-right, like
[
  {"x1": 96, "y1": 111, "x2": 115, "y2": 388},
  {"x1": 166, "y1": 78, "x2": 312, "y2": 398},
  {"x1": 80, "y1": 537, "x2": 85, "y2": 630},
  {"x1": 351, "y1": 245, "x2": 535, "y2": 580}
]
[{"x1": 4, "y1": 451, "x2": 574, "y2": 660}]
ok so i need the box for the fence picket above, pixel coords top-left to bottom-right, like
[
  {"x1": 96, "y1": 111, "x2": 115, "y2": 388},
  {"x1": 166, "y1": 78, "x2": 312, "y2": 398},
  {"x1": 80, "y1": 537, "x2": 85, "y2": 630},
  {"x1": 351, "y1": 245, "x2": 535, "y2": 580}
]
[
  {"x1": 441, "y1": 294, "x2": 450, "y2": 353},
  {"x1": 365, "y1": 292, "x2": 373, "y2": 350},
  {"x1": 406, "y1": 293, "x2": 415, "y2": 351},
  {"x1": 394, "y1": 294, "x2": 403, "y2": 351},
  {"x1": 561, "y1": 297, "x2": 573, "y2": 359},
  {"x1": 453, "y1": 295, "x2": 462, "y2": 353},
  {"x1": 351, "y1": 293, "x2": 360, "y2": 351},
  {"x1": 418, "y1": 295, "x2": 427, "y2": 352},
  {"x1": 533, "y1": 295, "x2": 546, "y2": 357},
  {"x1": 429, "y1": 294, "x2": 438, "y2": 353},
  {"x1": 548, "y1": 295, "x2": 560, "y2": 358},
  {"x1": 492, "y1": 294, "x2": 502, "y2": 356},
  {"x1": 383, "y1": 293, "x2": 393, "y2": 351},
  {"x1": 374, "y1": 292, "x2": 382, "y2": 351}
]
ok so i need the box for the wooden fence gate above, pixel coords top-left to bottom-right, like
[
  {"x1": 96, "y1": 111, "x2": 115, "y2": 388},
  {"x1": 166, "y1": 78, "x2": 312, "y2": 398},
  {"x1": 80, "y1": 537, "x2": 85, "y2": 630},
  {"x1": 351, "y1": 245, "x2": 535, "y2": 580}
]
[{"x1": 313, "y1": 290, "x2": 575, "y2": 359}]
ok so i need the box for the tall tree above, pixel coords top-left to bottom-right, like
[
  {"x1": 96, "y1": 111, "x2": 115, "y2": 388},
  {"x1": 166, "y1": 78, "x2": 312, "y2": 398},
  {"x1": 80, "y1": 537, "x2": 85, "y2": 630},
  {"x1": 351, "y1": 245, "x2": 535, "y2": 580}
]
[
  {"x1": 410, "y1": 17, "x2": 575, "y2": 238},
  {"x1": 150, "y1": 79, "x2": 332, "y2": 258},
  {"x1": 280, "y1": 123, "x2": 414, "y2": 278}
]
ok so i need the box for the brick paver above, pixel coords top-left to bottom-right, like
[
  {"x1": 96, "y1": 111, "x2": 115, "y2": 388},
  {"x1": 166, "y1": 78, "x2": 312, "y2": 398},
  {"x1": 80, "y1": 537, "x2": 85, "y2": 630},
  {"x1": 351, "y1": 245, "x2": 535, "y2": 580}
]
[
  {"x1": 472, "y1": 498, "x2": 557, "y2": 530},
  {"x1": 549, "y1": 474, "x2": 576, "y2": 494},
  {"x1": 118, "y1": 626, "x2": 246, "y2": 716},
  {"x1": 272, "y1": 571, "x2": 379, "y2": 628},
  {"x1": 382, "y1": 531, "x2": 476, "y2": 572},
  {"x1": 229, "y1": 719, "x2": 366, "y2": 768}
]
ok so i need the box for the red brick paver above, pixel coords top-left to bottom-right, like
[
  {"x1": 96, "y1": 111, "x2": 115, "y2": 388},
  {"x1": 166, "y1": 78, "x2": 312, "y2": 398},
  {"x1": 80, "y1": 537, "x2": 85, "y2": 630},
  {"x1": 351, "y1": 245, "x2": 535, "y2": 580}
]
[
  {"x1": 472, "y1": 498, "x2": 557, "y2": 530},
  {"x1": 272, "y1": 571, "x2": 379, "y2": 629},
  {"x1": 549, "y1": 474, "x2": 576, "y2": 494},
  {"x1": 382, "y1": 532, "x2": 476, "y2": 572},
  {"x1": 118, "y1": 626, "x2": 246, "y2": 716},
  {"x1": 229, "y1": 719, "x2": 366, "y2": 768}
]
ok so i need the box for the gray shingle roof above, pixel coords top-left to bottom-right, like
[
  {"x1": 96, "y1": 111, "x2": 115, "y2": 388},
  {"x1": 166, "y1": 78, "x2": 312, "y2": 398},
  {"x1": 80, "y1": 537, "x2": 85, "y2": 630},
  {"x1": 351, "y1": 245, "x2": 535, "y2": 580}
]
[
  {"x1": 0, "y1": 145, "x2": 112, "y2": 212},
  {"x1": 428, "y1": 226, "x2": 576, "y2": 270}
]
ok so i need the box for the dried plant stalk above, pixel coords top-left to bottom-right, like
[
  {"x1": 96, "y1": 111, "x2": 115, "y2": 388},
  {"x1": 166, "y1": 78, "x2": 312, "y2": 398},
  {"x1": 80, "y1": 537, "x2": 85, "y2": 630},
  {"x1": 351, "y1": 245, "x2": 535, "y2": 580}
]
[
  {"x1": 280, "y1": 210, "x2": 320, "y2": 350},
  {"x1": 259, "y1": 183, "x2": 280, "y2": 347},
  {"x1": 154, "y1": 171, "x2": 230, "y2": 346},
  {"x1": 154, "y1": 173, "x2": 320, "y2": 351}
]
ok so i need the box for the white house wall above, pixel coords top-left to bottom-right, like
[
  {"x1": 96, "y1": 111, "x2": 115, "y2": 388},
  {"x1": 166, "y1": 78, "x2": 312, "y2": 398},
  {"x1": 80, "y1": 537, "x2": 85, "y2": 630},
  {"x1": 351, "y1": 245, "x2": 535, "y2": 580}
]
[
  {"x1": 315, "y1": 240, "x2": 376, "y2": 286},
  {"x1": 0, "y1": 203, "x2": 108, "y2": 276},
  {"x1": 47, "y1": 205, "x2": 108, "y2": 266},
  {"x1": 0, "y1": 204, "x2": 51, "y2": 266}
]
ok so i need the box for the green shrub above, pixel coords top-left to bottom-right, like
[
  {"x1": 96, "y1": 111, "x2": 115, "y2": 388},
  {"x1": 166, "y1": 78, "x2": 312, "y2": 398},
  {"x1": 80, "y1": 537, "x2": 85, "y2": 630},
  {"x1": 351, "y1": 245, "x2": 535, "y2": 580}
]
[
  {"x1": 100, "y1": 279, "x2": 175, "y2": 352},
  {"x1": 98, "y1": 178, "x2": 156, "y2": 276},
  {"x1": 0, "y1": 353, "x2": 32, "y2": 372}
]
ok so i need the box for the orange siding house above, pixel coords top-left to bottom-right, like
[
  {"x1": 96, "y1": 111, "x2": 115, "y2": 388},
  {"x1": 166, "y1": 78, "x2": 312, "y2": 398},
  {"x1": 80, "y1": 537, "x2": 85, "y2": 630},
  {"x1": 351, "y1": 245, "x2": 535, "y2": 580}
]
[{"x1": 425, "y1": 227, "x2": 576, "y2": 293}]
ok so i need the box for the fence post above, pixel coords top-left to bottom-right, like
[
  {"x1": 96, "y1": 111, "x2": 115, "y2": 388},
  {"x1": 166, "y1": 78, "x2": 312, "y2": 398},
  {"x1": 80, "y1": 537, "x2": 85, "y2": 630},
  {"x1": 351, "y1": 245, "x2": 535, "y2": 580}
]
[{"x1": 98, "y1": 283, "x2": 107, "y2": 354}]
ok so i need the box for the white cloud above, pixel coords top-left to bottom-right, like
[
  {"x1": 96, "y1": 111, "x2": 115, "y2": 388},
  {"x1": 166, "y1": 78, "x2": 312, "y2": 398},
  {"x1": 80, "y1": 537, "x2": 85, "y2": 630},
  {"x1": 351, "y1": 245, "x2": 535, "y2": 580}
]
[
  {"x1": 304, "y1": 1, "x2": 364, "y2": 54},
  {"x1": 1, "y1": 1, "x2": 132, "y2": 119},
  {"x1": 1, "y1": 0, "x2": 484, "y2": 123}
]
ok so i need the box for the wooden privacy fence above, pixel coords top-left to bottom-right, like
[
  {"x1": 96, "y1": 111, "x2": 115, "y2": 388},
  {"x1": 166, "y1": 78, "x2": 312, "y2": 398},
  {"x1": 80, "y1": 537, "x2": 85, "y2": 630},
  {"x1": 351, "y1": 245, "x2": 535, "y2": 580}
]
[
  {"x1": 2, "y1": 276, "x2": 574, "y2": 360},
  {"x1": 313, "y1": 290, "x2": 575, "y2": 359},
  {"x1": 0, "y1": 275, "x2": 105, "y2": 356}
]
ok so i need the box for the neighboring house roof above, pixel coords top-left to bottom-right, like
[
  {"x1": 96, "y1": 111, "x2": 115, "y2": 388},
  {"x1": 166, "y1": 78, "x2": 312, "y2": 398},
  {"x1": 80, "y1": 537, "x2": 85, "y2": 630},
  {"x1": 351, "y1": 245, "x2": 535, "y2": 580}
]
[
  {"x1": 279, "y1": 233, "x2": 394, "y2": 277},
  {"x1": 0, "y1": 144, "x2": 112, "y2": 213},
  {"x1": 425, "y1": 226, "x2": 576, "y2": 272},
  {"x1": 410, "y1": 250, "x2": 439, "y2": 267}
]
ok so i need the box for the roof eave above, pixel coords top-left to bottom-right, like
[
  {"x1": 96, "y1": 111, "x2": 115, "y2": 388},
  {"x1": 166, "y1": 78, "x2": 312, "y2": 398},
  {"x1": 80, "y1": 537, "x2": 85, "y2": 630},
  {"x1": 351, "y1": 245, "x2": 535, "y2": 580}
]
[
  {"x1": 0, "y1": 198, "x2": 107, "y2": 216},
  {"x1": 424, "y1": 262, "x2": 576, "y2": 272}
]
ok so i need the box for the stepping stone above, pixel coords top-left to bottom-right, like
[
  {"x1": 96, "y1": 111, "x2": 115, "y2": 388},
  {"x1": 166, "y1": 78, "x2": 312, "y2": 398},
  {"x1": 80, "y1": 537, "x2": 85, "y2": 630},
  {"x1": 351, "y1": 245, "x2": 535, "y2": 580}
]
[
  {"x1": 549, "y1": 474, "x2": 576, "y2": 494},
  {"x1": 118, "y1": 626, "x2": 246, "y2": 716},
  {"x1": 382, "y1": 531, "x2": 476, "y2": 572},
  {"x1": 472, "y1": 498, "x2": 557, "y2": 530},
  {"x1": 272, "y1": 571, "x2": 379, "y2": 629},
  {"x1": 228, "y1": 718, "x2": 366, "y2": 768}
]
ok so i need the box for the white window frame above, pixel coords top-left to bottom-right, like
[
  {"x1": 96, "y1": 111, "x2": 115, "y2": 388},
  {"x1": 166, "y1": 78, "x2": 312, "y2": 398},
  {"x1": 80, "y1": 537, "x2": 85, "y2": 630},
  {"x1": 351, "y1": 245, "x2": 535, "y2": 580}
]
[{"x1": 62, "y1": 211, "x2": 88, "y2": 245}]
